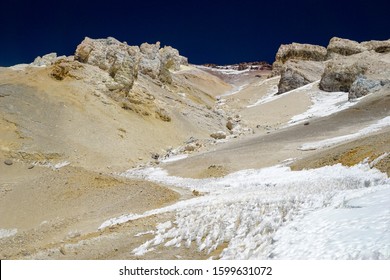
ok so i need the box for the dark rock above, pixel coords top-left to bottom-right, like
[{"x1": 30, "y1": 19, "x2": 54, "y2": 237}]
[
  {"x1": 348, "y1": 76, "x2": 383, "y2": 99},
  {"x1": 151, "y1": 153, "x2": 160, "y2": 160},
  {"x1": 226, "y1": 120, "x2": 234, "y2": 130},
  {"x1": 277, "y1": 60, "x2": 324, "y2": 94},
  {"x1": 319, "y1": 61, "x2": 367, "y2": 92},
  {"x1": 210, "y1": 131, "x2": 227, "y2": 139},
  {"x1": 4, "y1": 159, "x2": 13, "y2": 166}
]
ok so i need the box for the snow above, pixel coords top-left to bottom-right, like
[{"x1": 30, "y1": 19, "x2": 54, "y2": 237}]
[
  {"x1": 0, "y1": 228, "x2": 17, "y2": 239},
  {"x1": 134, "y1": 230, "x2": 155, "y2": 237},
  {"x1": 196, "y1": 65, "x2": 251, "y2": 75},
  {"x1": 219, "y1": 83, "x2": 249, "y2": 98},
  {"x1": 100, "y1": 162, "x2": 390, "y2": 260},
  {"x1": 299, "y1": 116, "x2": 390, "y2": 151},
  {"x1": 271, "y1": 188, "x2": 390, "y2": 259},
  {"x1": 246, "y1": 84, "x2": 278, "y2": 108},
  {"x1": 32, "y1": 161, "x2": 71, "y2": 170},
  {"x1": 289, "y1": 89, "x2": 357, "y2": 125},
  {"x1": 247, "y1": 79, "x2": 318, "y2": 108},
  {"x1": 160, "y1": 154, "x2": 188, "y2": 163},
  {"x1": 370, "y1": 153, "x2": 389, "y2": 168},
  {"x1": 53, "y1": 161, "x2": 71, "y2": 169}
]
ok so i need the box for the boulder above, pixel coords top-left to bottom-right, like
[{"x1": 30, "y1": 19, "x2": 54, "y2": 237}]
[
  {"x1": 326, "y1": 37, "x2": 367, "y2": 58},
  {"x1": 139, "y1": 57, "x2": 161, "y2": 79},
  {"x1": 159, "y1": 46, "x2": 187, "y2": 71},
  {"x1": 140, "y1": 42, "x2": 160, "y2": 59},
  {"x1": 226, "y1": 120, "x2": 234, "y2": 130},
  {"x1": 74, "y1": 37, "x2": 188, "y2": 90},
  {"x1": 210, "y1": 131, "x2": 227, "y2": 139},
  {"x1": 75, "y1": 37, "x2": 140, "y2": 90},
  {"x1": 361, "y1": 39, "x2": 390, "y2": 54},
  {"x1": 348, "y1": 75, "x2": 383, "y2": 99},
  {"x1": 275, "y1": 43, "x2": 327, "y2": 63},
  {"x1": 32, "y1": 53, "x2": 65, "y2": 66},
  {"x1": 319, "y1": 60, "x2": 367, "y2": 92},
  {"x1": 277, "y1": 60, "x2": 325, "y2": 94},
  {"x1": 271, "y1": 43, "x2": 327, "y2": 76}
]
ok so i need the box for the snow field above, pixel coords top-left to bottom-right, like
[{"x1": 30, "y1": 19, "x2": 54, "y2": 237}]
[
  {"x1": 99, "y1": 163, "x2": 390, "y2": 259},
  {"x1": 299, "y1": 116, "x2": 390, "y2": 150}
]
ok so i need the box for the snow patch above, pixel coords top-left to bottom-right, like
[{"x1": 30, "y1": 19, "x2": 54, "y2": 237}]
[
  {"x1": 161, "y1": 154, "x2": 188, "y2": 163},
  {"x1": 247, "y1": 80, "x2": 318, "y2": 108},
  {"x1": 197, "y1": 65, "x2": 251, "y2": 75},
  {"x1": 289, "y1": 90, "x2": 356, "y2": 125},
  {"x1": 370, "y1": 153, "x2": 389, "y2": 168},
  {"x1": 33, "y1": 161, "x2": 71, "y2": 170},
  {"x1": 219, "y1": 83, "x2": 249, "y2": 98},
  {"x1": 246, "y1": 85, "x2": 278, "y2": 108},
  {"x1": 135, "y1": 230, "x2": 155, "y2": 237},
  {"x1": 299, "y1": 116, "x2": 390, "y2": 151},
  {"x1": 0, "y1": 228, "x2": 17, "y2": 239}
]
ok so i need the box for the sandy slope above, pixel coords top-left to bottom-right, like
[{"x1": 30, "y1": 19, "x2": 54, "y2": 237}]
[{"x1": 0, "y1": 62, "x2": 236, "y2": 259}]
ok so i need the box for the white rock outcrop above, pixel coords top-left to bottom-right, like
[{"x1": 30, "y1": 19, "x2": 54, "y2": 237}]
[{"x1": 74, "y1": 37, "x2": 188, "y2": 91}]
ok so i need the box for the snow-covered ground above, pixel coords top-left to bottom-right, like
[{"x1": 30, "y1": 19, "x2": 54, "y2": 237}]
[
  {"x1": 288, "y1": 89, "x2": 354, "y2": 125},
  {"x1": 271, "y1": 188, "x2": 390, "y2": 259},
  {"x1": 100, "y1": 162, "x2": 390, "y2": 260}
]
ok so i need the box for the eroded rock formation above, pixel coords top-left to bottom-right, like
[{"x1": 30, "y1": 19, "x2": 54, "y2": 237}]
[
  {"x1": 277, "y1": 60, "x2": 325, "y2": 94},
  {"x1": 74, "y1": 37, "x2": 188, "y2": 92},
  {"x1": 274, "y1": 37, "x2": 390, "y2": 99}
]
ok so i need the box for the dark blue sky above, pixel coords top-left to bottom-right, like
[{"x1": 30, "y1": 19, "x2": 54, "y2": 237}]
[{"x1": 0, "y1": 0, "x2": 389, "y2": 66}]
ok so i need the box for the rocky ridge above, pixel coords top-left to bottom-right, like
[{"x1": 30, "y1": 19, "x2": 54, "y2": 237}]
[
  {"x1": 274, "y1": 37, "x2": 390, "y2": 99},
  {"x1": 74, "y1": 37, "x2": 188, "y2": 91}
]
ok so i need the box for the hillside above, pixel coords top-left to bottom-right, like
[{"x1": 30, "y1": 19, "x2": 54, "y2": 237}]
[{"x1": 0, "y1": 36, "x2": 389, "y2": 260}]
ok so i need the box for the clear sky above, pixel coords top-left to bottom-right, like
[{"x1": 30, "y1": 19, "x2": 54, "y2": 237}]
[{"x1": 0, "y1": 0, "x2": 389, "y2": 66}]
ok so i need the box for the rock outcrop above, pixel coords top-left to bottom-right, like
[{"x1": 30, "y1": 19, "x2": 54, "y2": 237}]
[
  {"x1": 326, "y1": 37, "x2": 390, "y2": 59},
  {"x1": 271, "y1": 42, "x2": 326, "y2": 92},
  {"x1": 32, "y1": 53, "x2": 65, "y2": 66},
  {"x1": 277, "y1": 60, "x2": 325, "y2": 94},
  {"x1": 326, "y1": 37, "x2": 367, "y2": 58},
  {"x1": 275, "y1": 43, "x2": 327, "y2": 63},
  {"x1": 74, "y1": 37, "x2": 188, "y2": 92},
  {"x1": 361, "y1": 39, "x2": 390, "y2": 53},
  {"x1": 320, "y1": 49, "x2": 390, "y2": 98},
  {"x1": 273, "y1": 37, "x2": 390, "y2": 99},
  {"x1": 348, "y1": 75, "x2": 384, "y2": 99},
  {"x1": 319, "y1": 60, "x2": 368, "y2": 92}
]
